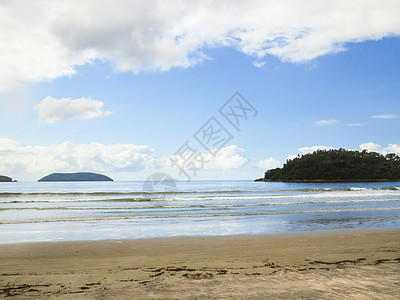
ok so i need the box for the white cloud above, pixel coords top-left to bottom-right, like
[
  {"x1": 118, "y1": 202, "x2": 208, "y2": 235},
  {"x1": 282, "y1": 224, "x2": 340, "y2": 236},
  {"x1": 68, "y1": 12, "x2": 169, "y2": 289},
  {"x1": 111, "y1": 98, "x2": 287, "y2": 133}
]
[
  {"x1": 315, "y1": 119, "x2": 338, "y2": 126},
  {"x1": 297, "y1": 145, "x2": 334, "y2": 154},
  {"x1": 36, "y1": 96, "x2": 111, "y2": 124},
  {"x1": 206, "y1": 145, "x2": 249, "y2": 169},
  {"x1": 0, "y1": 1, "x2": 93, "y2": 92},
  {"x1": 359, "y1": 142, "x2": 381, "y2": 152},
  {"x1": 253, "y1": 61, "x2": 266, "y2": 68},
  {"x1": 286, "y1": 154, "x2": 299, "y2": 162},
  {"x1": 0, "y1": 141, "x2": 260, "y2": 180},
  {"x1": 258, "y1": 157, "x2": 280, "y2": 170},
  {"x1": 371, "y1": 114, "x2": 399, "y2": 119},
  {"x1": 385, "y1": 144, "x2": 400, "y2": 154},
  {"x1": 0, "y1": 138, "x2": 19, "y2": 151},
  {"x1": 284, "y1": 145, "x2": 333, "y2": 165},
  {"x1": 168, "y1": 145, "x2": 248, "y2": 171},
  {"x1": 0, "y1": 139, "x2": 155, "y2": 176},
  {"x1": 297, "y1": 145, "x2": 333, "y2": 154},
  {"x1": 359, "y1": 142, "x2": 400, "y2": 155},
  {"x1": 285, "y1": 143, "x2": 400, "y2": 165},
  {"x1": 1, "y1": 0, "x2": 400, "y2": 92},
  {"x1": 345, "y1": 123, "x2": 366, "y2": 127}
]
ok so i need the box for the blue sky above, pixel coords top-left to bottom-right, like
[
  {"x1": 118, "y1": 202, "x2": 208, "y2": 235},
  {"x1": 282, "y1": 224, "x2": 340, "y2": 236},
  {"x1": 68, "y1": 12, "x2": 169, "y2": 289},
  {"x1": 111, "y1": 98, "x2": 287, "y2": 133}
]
[{"x1": 0, "y1": 1, "x2": 400, "y2": 181}]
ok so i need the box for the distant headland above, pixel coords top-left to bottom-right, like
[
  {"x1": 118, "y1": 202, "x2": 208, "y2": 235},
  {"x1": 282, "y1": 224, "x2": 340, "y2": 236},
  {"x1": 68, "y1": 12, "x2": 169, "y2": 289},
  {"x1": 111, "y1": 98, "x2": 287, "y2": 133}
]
[
  {"x1": 0, "y1": 175, "x2": 14, "y2": 182},
  {"x1": 256, "y1": 149, "x2": 400, "y2": 182},
  {"x1": 38, "y1": 172, "x2": 114, "y2": 182}
]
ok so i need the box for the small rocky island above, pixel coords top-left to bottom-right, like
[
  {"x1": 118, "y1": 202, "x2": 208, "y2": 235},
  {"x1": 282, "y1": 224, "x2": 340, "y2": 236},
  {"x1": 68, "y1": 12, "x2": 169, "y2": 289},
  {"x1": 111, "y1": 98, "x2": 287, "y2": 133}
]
[
  {"x1": 256, "y1": 149, "x2": 400, "y2": 182},
  {"x1": 0, "y1": 175, "x2": 13, "y2": 182},
  {"x1": 38, "y1": 172, "x2": 113, "y2": 182}
]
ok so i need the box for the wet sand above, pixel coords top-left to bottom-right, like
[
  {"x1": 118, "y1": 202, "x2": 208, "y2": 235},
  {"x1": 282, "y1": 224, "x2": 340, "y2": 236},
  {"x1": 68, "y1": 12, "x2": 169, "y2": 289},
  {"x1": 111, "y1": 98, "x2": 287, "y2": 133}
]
[{"x1": 1, "y1": 229, "x2": 399, "y2": 299}]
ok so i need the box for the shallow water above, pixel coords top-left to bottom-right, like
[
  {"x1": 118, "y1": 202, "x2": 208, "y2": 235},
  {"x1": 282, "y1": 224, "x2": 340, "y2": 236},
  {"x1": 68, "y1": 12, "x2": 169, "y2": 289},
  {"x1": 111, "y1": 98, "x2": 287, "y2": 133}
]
[{"x1": 1, "y1": 180, "x2": 400, "y2": 243}]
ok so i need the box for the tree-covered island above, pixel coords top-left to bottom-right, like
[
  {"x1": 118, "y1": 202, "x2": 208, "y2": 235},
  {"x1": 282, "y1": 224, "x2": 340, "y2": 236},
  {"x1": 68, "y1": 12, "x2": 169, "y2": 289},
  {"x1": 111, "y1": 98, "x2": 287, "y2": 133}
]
[
  {"x1": 38, "y1": 172, "x2": 113, "y2": 182},
  {"x1": 256, "y1": 149, "x2": 400, "y2": 182}
]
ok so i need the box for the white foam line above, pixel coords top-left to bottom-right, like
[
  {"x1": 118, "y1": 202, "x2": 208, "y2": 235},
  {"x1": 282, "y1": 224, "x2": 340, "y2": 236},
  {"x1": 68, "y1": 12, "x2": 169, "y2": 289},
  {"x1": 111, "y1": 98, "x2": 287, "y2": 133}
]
[
  {"x1": 2, "y1": 198, "x2": 400, "y2": 210},
  {"x1": 2, "y1": 207, "x2": 400, "y2": 224},
  {"x1": 2, "y1": 190, "x2": 400, "y2": 204}
]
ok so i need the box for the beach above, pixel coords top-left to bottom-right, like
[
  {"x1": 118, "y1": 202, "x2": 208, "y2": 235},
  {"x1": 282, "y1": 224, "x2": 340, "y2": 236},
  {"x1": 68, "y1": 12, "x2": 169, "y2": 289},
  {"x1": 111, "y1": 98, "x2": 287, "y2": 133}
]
[{"x1": 1, "y1": 228, "x2": 399, "y2": 299}]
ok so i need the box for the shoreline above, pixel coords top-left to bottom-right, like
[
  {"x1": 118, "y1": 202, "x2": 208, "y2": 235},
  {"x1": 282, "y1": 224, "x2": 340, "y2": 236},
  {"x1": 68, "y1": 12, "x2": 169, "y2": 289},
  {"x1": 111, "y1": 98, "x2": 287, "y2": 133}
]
[
  {"x1": 1, "y1": 228, "x2": 399, "y2": 299},
  {"x1": 1, "y1": 225, "x2": 399, "y2": 246},
  {"x1": 255, "y1": 178, "x2": 400, "y2": 182},
  {"x1": 0, "y1": 227, "x2": 399, "y2": 246}
]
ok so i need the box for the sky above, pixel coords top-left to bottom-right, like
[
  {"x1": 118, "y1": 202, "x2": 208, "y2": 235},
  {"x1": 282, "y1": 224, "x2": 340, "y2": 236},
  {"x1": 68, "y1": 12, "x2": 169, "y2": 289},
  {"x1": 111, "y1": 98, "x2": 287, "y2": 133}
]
[{"x1": 0, "y1": 0, "x2": 400, "y2": 181}]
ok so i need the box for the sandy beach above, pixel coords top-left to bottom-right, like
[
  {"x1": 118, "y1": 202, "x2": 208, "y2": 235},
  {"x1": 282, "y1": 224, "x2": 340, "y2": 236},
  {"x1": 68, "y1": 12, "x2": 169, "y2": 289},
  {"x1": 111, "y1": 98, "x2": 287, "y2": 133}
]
[{"x1": 1, "y1": 229, "x2": 399, "y2": 299}]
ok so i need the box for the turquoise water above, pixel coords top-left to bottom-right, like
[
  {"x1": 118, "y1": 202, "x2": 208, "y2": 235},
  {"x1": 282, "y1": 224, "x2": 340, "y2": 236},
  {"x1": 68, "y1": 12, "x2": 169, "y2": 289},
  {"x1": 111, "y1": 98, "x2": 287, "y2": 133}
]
[{"x1": 1, "y1": 180, "x2": 400, "y2": 243}]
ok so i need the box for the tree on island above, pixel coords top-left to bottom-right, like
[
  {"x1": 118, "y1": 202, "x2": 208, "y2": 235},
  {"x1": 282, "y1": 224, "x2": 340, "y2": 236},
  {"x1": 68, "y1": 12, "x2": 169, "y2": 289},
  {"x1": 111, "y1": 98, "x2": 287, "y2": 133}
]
[{"x1": 260, "y1": 149, "x2": 400, "y2": 181}]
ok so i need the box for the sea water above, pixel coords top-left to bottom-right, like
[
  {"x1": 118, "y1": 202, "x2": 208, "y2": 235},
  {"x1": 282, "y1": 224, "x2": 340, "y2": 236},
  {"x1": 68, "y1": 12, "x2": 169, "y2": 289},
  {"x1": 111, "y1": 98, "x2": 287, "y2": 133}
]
[{"x1": 1, "y1": 180, "x2": 400, "y2": 244}]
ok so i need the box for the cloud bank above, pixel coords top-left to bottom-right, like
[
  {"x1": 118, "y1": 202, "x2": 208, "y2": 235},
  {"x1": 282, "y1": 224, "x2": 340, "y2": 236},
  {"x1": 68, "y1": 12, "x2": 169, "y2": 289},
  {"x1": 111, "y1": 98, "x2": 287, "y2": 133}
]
[
  {"x1": 1, "y1": 0, "x2": 400, "y2": 92},
  {"x1": 168, "y1": 145, "x2": 249, "y2": 171},
  {"x1": 0, "y1": 139, "x2": 155, "y2": 176},
  {"x1": 0, "y1": 140, "x2": 250, "y2": 180},
  {"x1": 359, "y1": 142, "x2": 400, "y2": 155},
  {"x1": 36, "y1": 96, "x2": 111, "y2": 124}
]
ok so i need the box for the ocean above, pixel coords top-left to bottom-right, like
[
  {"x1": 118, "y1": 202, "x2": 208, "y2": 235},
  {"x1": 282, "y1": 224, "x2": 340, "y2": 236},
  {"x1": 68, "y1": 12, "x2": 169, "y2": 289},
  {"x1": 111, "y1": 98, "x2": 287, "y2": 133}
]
[{"x1": 1, "y1": 180, "x2": 400, "y2": 244}]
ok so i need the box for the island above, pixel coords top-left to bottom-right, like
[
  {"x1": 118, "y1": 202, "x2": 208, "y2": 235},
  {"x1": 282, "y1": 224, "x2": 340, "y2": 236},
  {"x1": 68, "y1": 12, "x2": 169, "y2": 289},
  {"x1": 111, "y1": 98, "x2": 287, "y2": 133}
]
[
  {"x1": 0, "y1": 175, "x2": 13, "y2": 182},
  {"x1": 256, "y1": 149, "x2": 400, "y2": 182},
  {"x1": 38, "y1": 172, "x2": 114, "y2": 182}
]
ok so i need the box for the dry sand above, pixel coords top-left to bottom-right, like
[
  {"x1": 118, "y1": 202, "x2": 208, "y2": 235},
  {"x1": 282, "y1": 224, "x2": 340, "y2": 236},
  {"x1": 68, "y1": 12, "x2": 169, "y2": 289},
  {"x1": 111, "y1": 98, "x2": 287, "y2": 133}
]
[{"x1": 0, "y1": 229, "x2": 399, "y2": 299}]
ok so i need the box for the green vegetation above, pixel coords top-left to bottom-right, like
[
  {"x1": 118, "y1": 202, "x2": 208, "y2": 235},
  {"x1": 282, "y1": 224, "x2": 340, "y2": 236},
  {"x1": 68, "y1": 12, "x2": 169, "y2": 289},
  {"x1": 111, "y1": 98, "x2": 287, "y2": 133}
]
[
  {"x1": 260, "y1": 149, "x2": 400, "y2": 182},
  {"x1": 38, "y1": 172, "x2": 113, "y2": 182}
]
